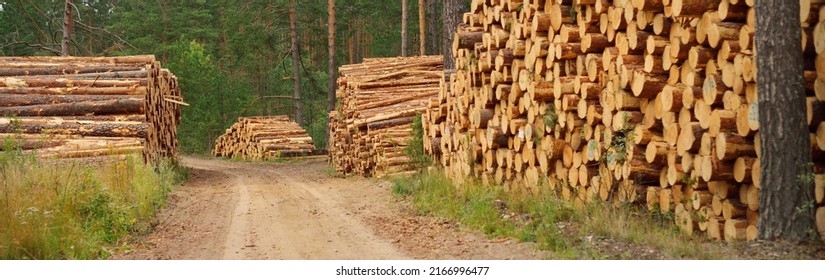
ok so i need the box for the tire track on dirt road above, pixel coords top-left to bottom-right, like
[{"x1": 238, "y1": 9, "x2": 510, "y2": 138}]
[
  {"x1": 112, "y1": 156, "x2": 545, "y2": 260},
  {"x1": 116, "y1": 157, "x2": 407, "y2": 259}
]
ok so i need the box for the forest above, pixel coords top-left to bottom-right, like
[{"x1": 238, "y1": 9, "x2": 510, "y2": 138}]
[
  {"x1": 0, "y1": 0, "x2": 447, "y2": 153},
  {"x1": 1, "y1": 0, "x2": 823, "y2": 256}
]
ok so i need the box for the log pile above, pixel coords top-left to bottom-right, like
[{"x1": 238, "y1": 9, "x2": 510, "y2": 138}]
[
  {"x1": 424, "y1": 0, "x2": 825, "y2": 241},
  {"x1": 328, "y1": 56, "x2": 443, "y2": 178},
  {"x1": 212, "y1": 116, "x2": 316, "y2": 160},
  {"x1": 0, "y1": 56, "x2": 182, "y2": 162}
]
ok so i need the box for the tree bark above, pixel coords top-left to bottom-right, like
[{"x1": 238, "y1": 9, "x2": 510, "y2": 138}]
[
  {"x1": 328, "y1": 0, "x2": 337, "y2": 113},
  {"x1": 62, "y1": 0, "x2": 74, "y2": 56},
  {"x1": 426, "y1": 0, "x2": 440, "y2": 55},
  {"x1": 0, "y1": 86, "x2": 147, "y2": 96},
  {"x1": 756, "y1": 0, "x2": 818, "y2": 241},
  {"x1": 419, "y1": 0, "x2": 426, "y2": 55},
  {"x1": 289, "y1": 0, "x2": 303, "y2": 126},
  {"x1": 12, "y1": 70, "x2": 149, "y2": 79},
  {"x1": 402, "y1": 0, "x2": 409, "y2": 57},
  {"x1": 0, "y1": 65, "x2": 145, "y2": 77},
  {"x1": 442, "y1": 0, "x2": 466, "y2": 70},
  {"x1": 0, "y1": 119, "x2": 147, "y2": 138},
  {"x1": 0, "y1": 98, "x2": 144, "y2": 117},
  {"x1": 326, "y1": 0, "x2": 337, "y2": 146},
  {"x1": 0, "y1": 77, "x2": 146, "y2": 88}
]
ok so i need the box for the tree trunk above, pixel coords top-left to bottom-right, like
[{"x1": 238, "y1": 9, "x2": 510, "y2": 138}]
[
  {"x1": 289, "y1": 0, "x2": 303, "y2": 126},
  {"x1": 442, "y1": 0, "x2": 466, "y2": 70},
  {"x1": 402, "y1": 0, "x2": 409, "y2": 57},
  {"x1": 756, "y1": 0, "x2": 818, "y2": 241},
  {"x1": 419, "y1": 0, "x2": 426, "y2": 55},
  {"x1": 326, "y1": 0, "x2": 337, "y2": 147},
  {"x1": 62, "y1": 0, "x2": 74, "y2": 56},
  {"x1": 355, "y1": 19, "x2": 359, "y2": 63},
  {"x1": 426, "y1": 0, "x2": 440, "y2": 55},
  {"x1": 328, "y1": 0, "x2": 337, "y2": 113}
]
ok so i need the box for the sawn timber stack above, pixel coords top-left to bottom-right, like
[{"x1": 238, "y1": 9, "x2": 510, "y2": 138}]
[
  {"x1": 0, "y1": 55, "x2": 182, "y2": 162},
  {"x1": 212, "y1": 116, "x2": 316, "y2": 160},
  {"x1": 423, "y1": 0, "x2": 825, "y2": 241},
  {"x1": 328, "y1": 56, "x2": 443, "y2": 178}
]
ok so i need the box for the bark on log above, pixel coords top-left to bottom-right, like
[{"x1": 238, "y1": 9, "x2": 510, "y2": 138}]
[{"x1": 0, "y1": 98, "x2": 144, "y2": 116}]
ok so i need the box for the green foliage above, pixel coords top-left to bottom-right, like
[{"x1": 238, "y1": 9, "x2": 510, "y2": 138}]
[
  {"x1": 681, "y1": 176, "x2": 698, "y2": 186},
  {"x1": 797, "y1": 162, "x2": 815, "y2": 186},
  {"x1": 544, "y1": 106, "x2": 559, "y2": 130},
  {"x1": 168, "y1": 40, "x2": 259, "y2": 154},
  {"x1": 404, "y1": 114, "x2": 432, "y2": 169},
  {"x1": 568, "y1": 5, "x2": 578, "y2": 19},
  {"x1": 604, "y1": 115, "x2": 637, "y2": 165},
  {"x1": 0, "y1": 150, "x2": 181, "y2": 259},
  {"x1": 795, "y1": 200, "x2": 816, "y2": 216}
]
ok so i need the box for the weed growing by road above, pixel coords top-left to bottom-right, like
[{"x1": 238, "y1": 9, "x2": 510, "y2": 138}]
[
  {"x1": 0, "y1": 149, "x2": 182, "y2": 259},
  {"x1": 392, "y1": 170, "x2": 726, "y2": 259}
]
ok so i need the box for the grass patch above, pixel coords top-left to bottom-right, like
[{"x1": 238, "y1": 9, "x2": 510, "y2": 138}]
[
  {"x1": 322, "y1": 166, "x2": 345, "y2": 178},
  {"x1": 0, "y1": 148, "x2": 184, "y2": 259},
  {"x1": 391, "y1": 169, "x2": 726, "y2": 259},
  {"x1": 574, "y1": 202, "x2": 722, "y2": 259}
]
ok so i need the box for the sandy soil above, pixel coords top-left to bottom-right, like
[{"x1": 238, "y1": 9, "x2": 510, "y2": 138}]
[{"x1": 112, "y1": 157, "x2": 546, "y2": 260}]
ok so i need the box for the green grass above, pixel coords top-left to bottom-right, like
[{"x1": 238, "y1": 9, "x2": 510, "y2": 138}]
[
  {"x1": 391, "y1": 169, "x2": 726, "y2": 259},
  {"x1": 0, "y1": 148, "x2": 184, "y2": 259}
]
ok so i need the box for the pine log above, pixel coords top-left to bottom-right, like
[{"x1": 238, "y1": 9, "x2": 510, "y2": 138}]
[
  {"x1": 0, "y1": 118, "x2": 146, "y2": 138},
  {"x1": 0, "y1": 98, "x2": 144, "y2": 117}
]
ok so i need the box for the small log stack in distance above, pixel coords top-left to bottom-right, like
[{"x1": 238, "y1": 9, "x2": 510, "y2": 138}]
[
  {"x1": 0, "y1": 55, "x2": 182, "y2": 162},
  {"x1": 423, "y1": 0, "x2": 825, "y2": 241},
  {"x1": 328, "y1": 56, "x2": 443, "y2": 178},
  {"x1": 212, "y1": 115, "x2": 316, "y2": 160}
]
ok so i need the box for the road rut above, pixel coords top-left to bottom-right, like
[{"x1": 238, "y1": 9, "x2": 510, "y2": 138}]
[{"x1": 112, "y1": 157, "x2": 544, "y2": 260}]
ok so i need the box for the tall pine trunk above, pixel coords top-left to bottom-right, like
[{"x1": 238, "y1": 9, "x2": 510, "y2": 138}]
[
  {"x1": 326, "y1": 0, "x2": 337, "y2": 146},
  {"x1": 289, "y1": 0, "x2": 303, "y2": 125},
  {"x1": 401, "y1": 0, "x2": 408, "y2": 56},
  {"x1": 419, "y1": 0, "x2": 426, "y2": 55},
  {"x1": 356, "y1": 20, "x2": 361, "y2": 63},
  {"x1": 426, "y1": 0, "x2": 439, "y2": 55},
  {"x1": 442, "y1": 0, "x2": 465, "y2": 70},
  {"x1": 328, "y1": 0, "x2": 337, "y2": 113},
  {"x1": 61, "y1": 0, "x2": 74, "y2": 56},
  {"x1": 756, "y1": 0, "x2": 818, "y2": 241}
]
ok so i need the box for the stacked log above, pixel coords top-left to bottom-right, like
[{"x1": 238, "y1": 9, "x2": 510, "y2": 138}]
[
  {"x1": 424, "y1": 0, "x2": 825, "y2": 241},
  {"x1": 0, "y1": 56, "x2": 182, "y2": 162},
  {"x1": 813, "y1": 0, "x2": 825, "y2": 240},
  {"x1": 212, "y1": 116, "x2": 316, "y2": 160},
  {"x1": 328, "y1": 56, "x2": 443, "y2": 178}
]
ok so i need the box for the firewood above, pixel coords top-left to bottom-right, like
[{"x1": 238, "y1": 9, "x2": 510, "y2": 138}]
[
  {"x1": 419, "y1": 0, "x2": 825, "y2": 242},
  {"x1": 330, "y1": 56, "x2": 442, "y2": 177},
  {"x1": 0, "y1": 56, "x2": 181, "y2": 162}
]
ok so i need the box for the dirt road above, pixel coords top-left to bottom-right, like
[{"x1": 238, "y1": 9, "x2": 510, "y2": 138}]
[{"x1": 113, "y1": 157, "x2": 545, "y2": 260}]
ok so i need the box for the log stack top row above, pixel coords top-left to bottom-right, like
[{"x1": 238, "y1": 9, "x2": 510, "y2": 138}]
[
  {"x1": 423, "y1": 0, "x2": 825, "y2": 241},
  {"x1": 0, "y1": 55, "x2": 182, "y2": 162},
  {"x1": 212, "y1": 115, "x2": 317, "y2": 160},
  {"x1": 328, "y1": 56, "x2": 443, "y2": 178}
]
